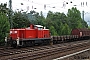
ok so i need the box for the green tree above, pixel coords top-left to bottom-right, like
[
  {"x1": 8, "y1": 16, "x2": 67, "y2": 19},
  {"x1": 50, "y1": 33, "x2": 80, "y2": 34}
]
[
  {"x1": 0, "y1": 3, "x2": 8, "y2": 13},
  {"x1": 67, "y1": 7, "x2": 88, "y2": 29},
  {"x1": 12, "y1": 11, "x2": 30, "y2": 28},
  {"x1": 46, "y1": 11, "x2": 69, "y2": 35},
  {"x1": 0, "y1": 3, "x2": 10, "y2": 45},
  {"x1": 61, "y1": 24, "x2": 71, "y2": 35},
  {"x1": 0, "y1": 12, "x2": 10, "y2": 45},
  {"x1": 35, "y1": 11, "x2": 46, "y2": 25},
  {"x1": 49, "y1": 26, "x2": 58, "y2": 36}
]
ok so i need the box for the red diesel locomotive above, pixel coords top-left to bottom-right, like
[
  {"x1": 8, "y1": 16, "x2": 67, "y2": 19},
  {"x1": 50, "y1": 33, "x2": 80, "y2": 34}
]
[{"x1": 7, "y1": 24, "x2": 51, "y2": 47}]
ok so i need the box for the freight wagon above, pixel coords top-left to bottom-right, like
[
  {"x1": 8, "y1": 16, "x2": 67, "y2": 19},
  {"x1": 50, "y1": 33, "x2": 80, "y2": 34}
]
[{"x1": 71, "y1": 28, "x2": 90, "y2": 40}]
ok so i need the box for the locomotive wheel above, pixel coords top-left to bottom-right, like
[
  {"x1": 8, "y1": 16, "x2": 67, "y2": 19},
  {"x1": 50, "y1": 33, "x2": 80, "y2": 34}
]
[{"x1": 11, "y1": 41, "x2": 17, "y2": 48}]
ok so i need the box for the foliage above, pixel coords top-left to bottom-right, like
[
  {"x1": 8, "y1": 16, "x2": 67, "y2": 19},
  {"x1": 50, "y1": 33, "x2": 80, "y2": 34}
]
[
  {"x1": 67, "y1": 7, "x2": 88, "y2": 29},
  {"x1": 0, "y1": 3, "x2": 10, "y2": 45},
  {"x1": 27, "y1": 11, "x2": 46, "y2": 26},
  {"x1": 88, "y1": 26, "x2": 90, "y2": 29},
  {"x1": 61, "y1": 23, "x2": 71, "y2": 35},
  {"x1": 0, "y1": 12, "x2": 10, "y2": 45},
  {"x1": 45, "y1": 11, "x2": 69, "y2": 35},
  {"x1": 12, "y1": 11, "x2": 30, "y2": 28},
  {"x1": 0, "y1": 3, "x2": 9, "y2": 13},
  {"x1": 49, "y1": 26, "x2": 58, "y2": 36}
]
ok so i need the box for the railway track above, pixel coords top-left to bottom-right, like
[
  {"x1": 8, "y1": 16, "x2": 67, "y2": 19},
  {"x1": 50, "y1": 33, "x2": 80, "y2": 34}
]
[{"x1": 0, "y1": 40, "x2": 90, "y2": 60}]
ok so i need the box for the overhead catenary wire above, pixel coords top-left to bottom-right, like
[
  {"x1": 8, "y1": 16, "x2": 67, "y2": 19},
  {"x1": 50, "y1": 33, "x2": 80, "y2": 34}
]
[
  {"x1": 8, "y1": 0, "x2": 89, "y2": 14},
  {"x1": 11, "y1": 0, "x2": 71, "y2": 11},
  {"x1": 21, "y1": 0, "x2": 70, "y2": 9}
]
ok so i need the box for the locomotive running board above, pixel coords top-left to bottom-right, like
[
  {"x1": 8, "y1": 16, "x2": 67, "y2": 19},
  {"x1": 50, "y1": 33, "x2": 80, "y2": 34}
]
[{"x1": 21, "y1": 38, "x2": 51, "y2": 41}]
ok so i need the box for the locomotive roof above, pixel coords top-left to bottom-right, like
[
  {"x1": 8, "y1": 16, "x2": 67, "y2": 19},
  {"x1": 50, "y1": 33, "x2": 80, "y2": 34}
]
[
  {"x1": 10, "y1": 29, "x2": 25, "y2": 30},
  {"x1": 34, "y1": 25, "x2": 43, "y2": 28}
]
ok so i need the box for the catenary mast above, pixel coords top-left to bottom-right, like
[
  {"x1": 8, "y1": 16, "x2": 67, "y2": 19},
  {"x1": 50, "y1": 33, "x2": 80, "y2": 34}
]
[{"x1": 9, "y1": 0, "x2": 13, "y2": 28}]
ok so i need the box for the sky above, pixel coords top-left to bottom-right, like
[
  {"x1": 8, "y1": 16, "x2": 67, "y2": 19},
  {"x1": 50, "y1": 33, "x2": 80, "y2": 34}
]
[{"x1": 0, "y1": 0, "x2": 90, "y2": 25}]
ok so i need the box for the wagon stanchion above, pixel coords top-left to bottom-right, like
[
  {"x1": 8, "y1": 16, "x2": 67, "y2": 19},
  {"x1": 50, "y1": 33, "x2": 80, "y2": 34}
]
[{"x1": 50, "y1": 36, "x2": 53, "y2": 45}]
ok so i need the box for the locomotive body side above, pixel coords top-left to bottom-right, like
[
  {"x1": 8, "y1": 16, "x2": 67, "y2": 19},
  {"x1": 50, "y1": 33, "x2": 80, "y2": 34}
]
[
  {"x1": 10, "y1": 29, "x2": 25, "y2": 40},
  {"x1": 43, "y1": 29, "x2": 50, "y2": 38},
  {"x1": 25, "y1": 29, "x2": 37, "y2": 39}
]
